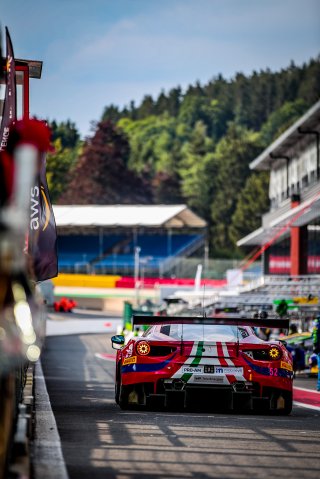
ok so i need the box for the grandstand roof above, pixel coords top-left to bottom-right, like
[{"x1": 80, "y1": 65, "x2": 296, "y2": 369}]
[{"x1": 53, "y1": 205, "x2": 207, "y2": 229}]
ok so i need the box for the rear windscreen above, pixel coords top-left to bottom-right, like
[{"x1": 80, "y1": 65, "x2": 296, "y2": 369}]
[{"x1": 149, "y1": 324, "x2": 251, "y2": 341}]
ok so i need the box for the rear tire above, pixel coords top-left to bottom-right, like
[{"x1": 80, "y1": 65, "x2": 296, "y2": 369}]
[
  {"x1": 115, "y1": 364, "x2": 121, "y2": 405},
  {"x1": 116, "y1": 374, "x2": 129, "y2": 409}
]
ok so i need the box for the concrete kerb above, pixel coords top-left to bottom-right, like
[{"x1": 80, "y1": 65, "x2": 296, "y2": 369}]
[{"x1": 31, "y1": 360, "x2": 69, "y2": 479}]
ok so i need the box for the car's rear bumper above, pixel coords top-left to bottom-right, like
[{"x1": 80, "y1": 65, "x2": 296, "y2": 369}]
[
  {"x1": 121, "y1": 367, "x2": 293, "y2": 392},
  {"x1": 124, "y1": 379, "x2": 292, "y2": 411}
]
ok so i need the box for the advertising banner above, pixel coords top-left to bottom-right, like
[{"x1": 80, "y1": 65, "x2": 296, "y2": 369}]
[
  {"x1": 29, "y1": 151, "x2": 58, "y2": 281},
  {"x1": 0, "y1": 27, "x2": 16, "y2": 152}
]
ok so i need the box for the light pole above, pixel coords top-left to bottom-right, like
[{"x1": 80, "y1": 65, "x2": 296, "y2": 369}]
[{"x1": 134, "y1": 246, "x2": 141, "y2": 306}]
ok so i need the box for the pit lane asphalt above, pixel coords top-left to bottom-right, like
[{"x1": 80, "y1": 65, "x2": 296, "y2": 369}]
[{"x1": 37, "y1": 328, "x2": 320, "y2": 479}]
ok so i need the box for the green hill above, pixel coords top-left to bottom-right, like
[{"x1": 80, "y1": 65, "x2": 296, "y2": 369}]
[{"x1": 48, "y1": 56, "x2": 320, "y2": 257}]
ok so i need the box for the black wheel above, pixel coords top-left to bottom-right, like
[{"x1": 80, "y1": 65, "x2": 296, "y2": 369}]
[
  {"x1": 115, "y1": 363, "x2": 121, "y2": 404},
  {"x1": 118, "y1": 383, "x2": 129, "y2": 409},
  {"x1": 116, "y1": 372, "x2": 129, "y2": 409},
  {"x1": 115, "y1": 379, "x2": 120, "y2": 405}
]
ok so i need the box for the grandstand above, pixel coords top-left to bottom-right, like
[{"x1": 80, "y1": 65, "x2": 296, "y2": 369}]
[{"x1": 53, "y1": 205, "x2": 207, "y2": 277}]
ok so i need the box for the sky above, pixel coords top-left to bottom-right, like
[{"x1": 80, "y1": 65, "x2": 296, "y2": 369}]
[{"x1": 2, "y1": 0, "x2": 320, "y2": 138}]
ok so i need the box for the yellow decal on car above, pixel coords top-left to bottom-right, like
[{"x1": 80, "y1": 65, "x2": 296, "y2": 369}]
[
  {"x1": 269, "y1": 347, "x2": 281, "y2": 359},
  {"x1": 123, "y1": 356, "x2": 137, "y2": 365},
  {"x1": 280, "y1": 361, "x2": 293, "y2": 371}
]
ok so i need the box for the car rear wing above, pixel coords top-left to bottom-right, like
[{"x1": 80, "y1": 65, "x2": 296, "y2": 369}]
[{"x1": 132, "y1": 315, "x2": 289, "y2": 329}]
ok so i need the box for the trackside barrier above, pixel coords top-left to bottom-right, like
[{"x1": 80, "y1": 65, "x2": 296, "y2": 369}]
[
  {"x1": 52, "y1": 274, "x2": 121, "y2": 288},
  {"x1": 52, "y1": 274, "x2": 227, "y2": 289},
  {"x1": 115, "y1": 277, "x2": 227, "y2": 288}
]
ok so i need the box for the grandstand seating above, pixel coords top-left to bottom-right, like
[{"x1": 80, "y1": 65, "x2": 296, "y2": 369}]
[
  {"x1": 57, "y1": 233, "x2": 204, "y2": 275},
  {"x1": 57, "y1": 234, "x2": 123, "y2": 270},
  {"x1": 125, "y1": 234, "x2": 200, "y2": 256}
]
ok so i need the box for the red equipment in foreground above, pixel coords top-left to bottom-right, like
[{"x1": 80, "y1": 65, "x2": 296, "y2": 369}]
[
  {"x1": 111, "y1": 315, "x2": 293, "y2": 414},
  {"x1": 54, "y1": 297, "x2": 77, "y2": 312}
]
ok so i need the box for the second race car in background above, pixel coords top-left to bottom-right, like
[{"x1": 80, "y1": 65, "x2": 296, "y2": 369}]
[{"x1": 281, "y1": 332, "x2": 318, "y2": 376}]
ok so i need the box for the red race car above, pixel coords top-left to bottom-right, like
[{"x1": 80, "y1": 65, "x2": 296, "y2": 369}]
[{"x1": 111, "y1": 315, "x2": 293, "y2": 414}]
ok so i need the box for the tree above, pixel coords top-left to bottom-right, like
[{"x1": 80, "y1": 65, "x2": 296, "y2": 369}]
[
  {"x1": 151, "y1": 171, "x2": 183, "y2": 204},
  {"x1": 179, "y1": 121, "x2": 216, "y2": 221},
  {"x1": 210, "y1": 123, "x2": 262, "y2": 256},
  {"x1": 53, "y1": 55, "x2": 320, "y2": 255},
  {"x1": 46, "y1": 138, "x2": 81, "y2": 202},
  {"x1": 101, "y1": 104, "x2": 121, "y2": 124},
  {"x1": 154, "y1": 90, "x2": 169, "y2": 116},
  {"x1": 137, "y1": 95, "x2": 155, "y2": 119},
  {"x1": 46, "y1": 120, "x2": 81, "y2": 202},
  {"x1": 118, "y1": 114, "x2": 181, "y2": 176},
  {"x1": 233, "y1": 72, "x2": 252, "y2": 128},
  {"x1": 229, "y1": 171, "x2": 270, "y2": 247},
  {"x1": 49, "y1": 119, "x2": 80, "y2": 148},
  {"x1": 59, "y1": 120, "x2": 152, "y2": 205},
  {"x1": 298, "y1": 56, "x2": 320, "y2": 105},
  {"x1": 167, "y1": 86, "x2": 182, "y2": 117},
  {"x1": 260, "y1": 99, "x2": 308, "y2": 146}
]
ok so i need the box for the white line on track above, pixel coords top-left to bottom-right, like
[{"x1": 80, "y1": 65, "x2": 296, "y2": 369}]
[
  {"x1": 293, "y1": 401, "x2": 320, "y2": 411},
  {"x1": 118, "y1": 412, "x2": 293, "y2": 421},
  {"x1": 95, "y1": 353, "x2": 116, "y2": 361}
]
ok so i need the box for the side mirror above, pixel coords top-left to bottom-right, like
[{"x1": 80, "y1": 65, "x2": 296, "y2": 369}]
[{"x1": 111, "y1": 334, "x2": 125, "y2": 350}]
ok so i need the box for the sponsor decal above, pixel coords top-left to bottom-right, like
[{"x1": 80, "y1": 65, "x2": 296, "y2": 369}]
[
  {"x1": 30, "y1": 186, "x2": 40, "y2": 230},
  {"x1": 136, "y1": 341, "x2": 150, "y2": 355},
  {"x1": 244, "y1": 356, "x2": 293, "y2": 378},
  {"x1": 0, "y1": 126, "x2": 10, "y2": 151},
  {"x1": 194, "y1": 375, "x2": 224, "y2": 383},
  {"x1": 41, "y1": 186, "x2": 51, "y2": 230},
  {"x1": 29, "y1": 152, "x2": 58, "y2": 281},
  {"x1": 269, "y1": 347, "x2": 281, "y2": 359},
  {"x1": 214, "y1": 367, "x2": 243, "y2": 375},
  {"x1": 124, "y1": 343, "x2": 133, "y2": 358},
  {"x1": 182, "y1": 366, "x2": 203, "y2": 374},
  {"x1": 0, "y1": 28, "x2": 16, "y2": 153},
  {"x1": 204, "y1": 365, "x2": 215, "y2": 374},
  {"x1": 30, "y1": 184, "x2": 51, "y2": 232},
  {"x1": 123, "y1": 356, "x2": 137, "y2": 365},
  {"x1": 281, "y1": 361, "x2": 293, "y2": 372},
  {"x1": 180, "y1": 342, "x2": 204, "y2": 383}
]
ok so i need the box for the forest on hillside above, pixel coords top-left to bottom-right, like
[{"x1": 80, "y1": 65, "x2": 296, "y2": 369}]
[{"x1": 47, "y1": 57, "x2": 320, "y2": 257}]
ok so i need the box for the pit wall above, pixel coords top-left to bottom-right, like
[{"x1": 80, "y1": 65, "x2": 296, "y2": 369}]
[{"x1": 52, "y1": 274, "x2": 121, "y2": 288}]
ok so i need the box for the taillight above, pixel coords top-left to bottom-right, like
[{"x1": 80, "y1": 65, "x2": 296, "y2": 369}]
[
  {"x1": 268, "y1": 346, "x2": 282, "y2": 360},
  {"x1": 136, "y1": 341, "x2": 151, "y2": 356}
]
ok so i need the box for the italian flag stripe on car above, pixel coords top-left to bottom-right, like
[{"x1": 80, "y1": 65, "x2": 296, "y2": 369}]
[{"x1": 181, "y1": 341, "x2": 204, "y2": 383}]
